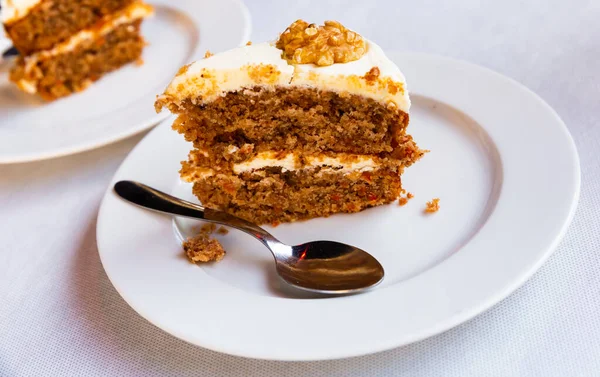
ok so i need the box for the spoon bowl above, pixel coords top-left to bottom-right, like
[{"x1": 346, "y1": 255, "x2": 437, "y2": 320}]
[
  {"x1": 275, "y1": 241, "x2": 385, "y2": 294},
  {"x1": 114, "y1": 180, "x2": 384, "y2": 295}
]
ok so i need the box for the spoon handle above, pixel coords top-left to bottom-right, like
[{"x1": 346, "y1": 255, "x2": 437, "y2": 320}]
[{"x1": 113, "y1": 180, "x2": 279, "y2": 245}]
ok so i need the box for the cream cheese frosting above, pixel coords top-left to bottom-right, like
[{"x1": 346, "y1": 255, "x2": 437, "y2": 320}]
[
  {"x1": 232, "y1": 152, "x2": 379, "y2": 175},
  {"x1": 1, "y1": 0, "x2": 41, "y2": 23},
  {"x1": 182, "y1": 152, "x2": 381, "y2": 182},
  {"x1": 233, "y1": 152, "x2": 298, "y2": 174},
  {"x1": 290, "y1": 41, "x2": 410, "y2": 112},
  {"x1": 162, "y1": 42, "x2": 294, "y2": 106},
  {"x1": 159, "y1": 39, "x2": 410, "y2": 113},
  {"x1": 304, "y1": 154, "x2": 379, "y2": 173}
]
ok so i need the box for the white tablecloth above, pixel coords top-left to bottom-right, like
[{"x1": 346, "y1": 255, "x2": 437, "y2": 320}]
[{"x1": 1, "y1": 0, "x2": 599, "y2": 375}]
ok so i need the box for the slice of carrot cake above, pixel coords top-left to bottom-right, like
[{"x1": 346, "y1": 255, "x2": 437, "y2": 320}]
[
  {"x1": 156, "y1": 20, "x2": 425, "y2": 225},
  {"x1": 1, "y1": 0, "x2": 153, "y2": 100}
]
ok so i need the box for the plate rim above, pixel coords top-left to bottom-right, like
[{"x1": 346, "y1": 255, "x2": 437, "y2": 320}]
[
  {"x1": 96, "y1": 51, "x2": 581, "y2": 361},
  {"x1": 0, "y1": 0, "x2": 252, "y2": 164}
]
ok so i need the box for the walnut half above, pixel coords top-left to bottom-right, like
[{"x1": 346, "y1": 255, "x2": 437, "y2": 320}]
[{"x1": 276, "y1": 20, "x2": 366, "y2": 66}]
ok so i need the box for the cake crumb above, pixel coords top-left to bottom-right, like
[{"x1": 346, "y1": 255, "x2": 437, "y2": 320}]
[
  {"x1": 363, "y1": 67, "x2": 380, "y2": 84},
  {"x1": 398, "y1": 191, "x2": 414, "y2": 206},
  {"x1": 183, "y1": 233, "x2": 225, "y2": 263},
  {"x1": 200, "y1": 223, "x2": 217, "y2": 233},
  {"x1": 425, "y1": 198, "x2": 440, "y2": 213},
  {"x1": 176, "y1": 63, "x2": 191, "y2": 76},
  {"x1": 204, "y1": 50, "x2": 214, "y2": 58},
  {"x1": 246, "y1": 41, "x2": 252, "y2": 46},
  {"x1": 217, "y1": 226, "x2": 229, "y2": 235}
]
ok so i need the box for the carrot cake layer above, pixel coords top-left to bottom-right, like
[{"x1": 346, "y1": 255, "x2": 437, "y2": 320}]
[
  {"x1": 156, "y1": 20, "x2": 425, "y2": 224},
  {"x1": 191, "y1": 167, "x2": 402, "y2": 225},
  {"x1": 169, "y1": 87, "x2": 417, "y2": 157},
  {"x1": 5, "y1": 1, "x2": 153, "y2": 100}
]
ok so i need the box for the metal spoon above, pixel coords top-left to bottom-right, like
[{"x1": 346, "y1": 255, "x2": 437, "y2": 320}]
[{"x1": 114, "y1": 180, "x2": 384, "y2": 295}]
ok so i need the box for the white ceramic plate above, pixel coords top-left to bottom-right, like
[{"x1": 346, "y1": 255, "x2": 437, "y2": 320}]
[
  {"x1": 0, "y1": 0, "x2": 251, "y2": 164},
  {"x1": 97, "y1": 52, "x2": 580, "y2": 361}
]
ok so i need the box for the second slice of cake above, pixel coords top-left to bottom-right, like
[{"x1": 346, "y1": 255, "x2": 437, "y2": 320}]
[
  {"x1": 2, "y1": 0, "x2": 154, "y2": 100},
  {"x1": 156, "y1": 20, "x2": 424, "y2": 224}
]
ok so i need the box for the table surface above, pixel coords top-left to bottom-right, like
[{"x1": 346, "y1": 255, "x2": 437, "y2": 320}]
[{"x1": 1, "y1": 0, "x2": 599, "y2": 376}]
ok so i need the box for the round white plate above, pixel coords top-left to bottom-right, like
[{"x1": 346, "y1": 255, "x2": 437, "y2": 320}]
[
  {"x1": 97, "y1": 52, "x2": 580, "y2": 361},
  {"x1": 0, "y1": 0, "x2": 251, "y2": 164}
]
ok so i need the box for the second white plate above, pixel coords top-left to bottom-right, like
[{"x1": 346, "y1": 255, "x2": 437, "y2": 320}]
[
  {"x1": 0, "y1": 0, "x2": 251, "y2": 163},
  {"x1": 97, "y1": 52, "x2": 580, "y2": 361}
]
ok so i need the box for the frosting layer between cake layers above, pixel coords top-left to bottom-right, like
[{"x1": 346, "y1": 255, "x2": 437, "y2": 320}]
[
  {"x1": 157, "y1": 40, "x2": 411, "y2": 113},
  {"x1": 231, "y1": 152, "x2": 381, "y2": 175},
  {"x1": 180, "y1": 152, "x2": 392, "y2": 181}
]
